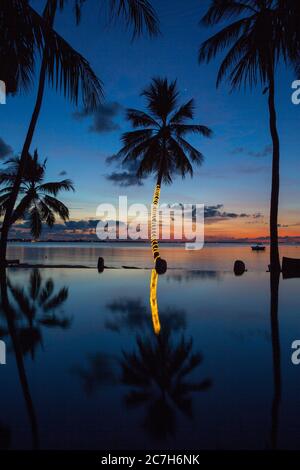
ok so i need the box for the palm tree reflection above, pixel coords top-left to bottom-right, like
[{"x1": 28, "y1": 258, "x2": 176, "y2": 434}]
[
  {"x1": 121, "y1": 331, "x2": 211, "y2": 439},
  {"x1": 0, "y1": 268, "x2": 71, "y2": 448},
  {"x1": 6, "y1": 269, "x2": 71, "y2": 358},
  {"x1": 0, "y1": 268, "x2": 39, "y2": 448},
  {"x1": 150, "y1": 269, "x2": 160, "y2": 335},
  {"x1": 270, "y1": 271, "x2": 281, "y2": 450},
  {"x1": 0, "y1": 422, "x2": 11, "y2": 450}
]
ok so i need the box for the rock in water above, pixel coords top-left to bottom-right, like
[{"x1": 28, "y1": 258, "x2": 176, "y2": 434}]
[
  {"x1": 155, "y1": 258, "x2": 167, "y2": 275},
  {"x1": 97, "y1": 257, "x2": 104, "y2": 273},
  {"x1": 234, "y1": 260, "x2": 246, "y2": 276}
]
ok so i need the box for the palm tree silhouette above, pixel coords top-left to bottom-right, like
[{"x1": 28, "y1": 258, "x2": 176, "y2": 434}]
[
  {"x1": 121, "y1": 331, "x2": 212, "y2": 439},
  {"x1": 0, "y1": 150, "x2": 74, "y2": 239},
  {"x1": 117, "y1": 77, "x2": 212, "y2": 273},
  {"x1": 0, "y1": 0, "x2": 159, "y2": 266},
  {"x1": 198, "y1": 0, "x2": 299, "y2": 272},
  {"x1": 6, "y1": 269, "x2": 70, "y2": 358},
  {"x1": 0, "y1": 0, "x2": 84, "y2": 94},
  {"x1": 0, "y1": 0, "x2": 102, "y2": 264}
]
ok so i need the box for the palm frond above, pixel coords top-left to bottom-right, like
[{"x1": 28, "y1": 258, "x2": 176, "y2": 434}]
[
  {"x1": 29, "y1": 206, "x2": 42, "y2": 238},
  {"x1": 38, "y1": 179, "x2": 75, "y2": 195},
  {"x1": 201, "y1": 0, "x2": 257, "y2": 26},
  {"x1": 11, "y1": 193, "x2": 35, "y2": 224},
  {"x1": 126, "y1": 109, "x2": 159, "y2": 128},
  {"x1": 167, "y1": 139, "x2": 194, "y2": 178},
  {"x1": 38, "y1": 200, "x2": 56, "y2": 227},
  {"x1": 39, "y1": 279, "x2": 54, "y2": 305},
  {"x1": 107, "y1": 0, "x2": 160, "y2": 38},
  {"x1": 8, "y1": 284, "x2": 36, "y2": 321},
  {"x1": 43, "y1": 195, "x2": 69, "y2": 221},
  {"x1": 43, "y1": 27, "x2": 103, "y2": 110},
  {"x1": 172, "y1": 124, "x2": 212, "y2": 137},
  {"x1": 171, "y1": 136, "x2": 204, "y2": 165},
  {"x1": 29, "y1": 269, "x2": 42, "y2": 301},
  {"x1": 169, "y1": 99, "x2": 194, "y2": 124},
  {"x1": 199, "y1": 17, "x2": 251, "y2": 64},
  {"x1": 43, "y1": 287, "x2": 69, "y2": 312},
  {"x1": 142, "y1": 77, "x2": 179, "y2": 122}
]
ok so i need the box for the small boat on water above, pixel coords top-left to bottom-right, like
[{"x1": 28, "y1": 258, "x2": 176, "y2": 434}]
[{"x1": 251, "y1": 243, "x2": 266, "y2": 251}]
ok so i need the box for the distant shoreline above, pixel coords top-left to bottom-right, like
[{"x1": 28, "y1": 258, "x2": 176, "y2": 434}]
[{"x1": 6, "y1": 239, "x2": 300, "y2": 245}]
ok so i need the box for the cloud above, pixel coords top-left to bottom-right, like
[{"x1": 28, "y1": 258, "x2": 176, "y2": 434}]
[
  {"x1": 73, "y1": 102, "x2": 123, "y2": 133},
  {"x1": 106, "y1": 171, "x2": 144, "y2": 187},
  {"x1": 0, "y1": 138, "x2": 12, "y2": 159},
  {"x1": 105, "y1": 154, "x2": 120, "y2": 165},
  {"x1": 200, "y1": 205, "x2": 264, "y2": 223},
  {"x1": 105, "y1": 155, "x2": 147, "y2": 187},
  {"x1": 9, "y1": 218, "x2": 126, "y2": 240},
  {"x1": 231, "y1": 144, "x2": 272, "y2": 158}
]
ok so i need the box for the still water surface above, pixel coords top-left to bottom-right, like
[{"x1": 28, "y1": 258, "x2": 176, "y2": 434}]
[{"x1": 0, "y1": 244, "x2": 299, "y2": 449}]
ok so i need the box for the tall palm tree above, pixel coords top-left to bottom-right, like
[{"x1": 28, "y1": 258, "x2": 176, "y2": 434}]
[
  {"x1": 198, "y1": 0, "x2": 298, "y2": 272},
  {"x1": 0, "y1": 0, "x2": 159, "y2": 266},
  {"x1": 117, "y1": 77, "x2": 212, "y2": 273},
  {"x1": 0, "y1": 0, "x2": 103, "y2": 265},
  {"x1": 0, "y1": 150, "x2": 74, "y2": 239}
]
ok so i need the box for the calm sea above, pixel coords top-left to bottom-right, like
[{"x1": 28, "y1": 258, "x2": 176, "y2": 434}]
[
  {"x1": 7, "y1": 241, "x2": 300, "y2": 270},
  {"x1": 0, "y1": 243, "x2": 300, "y2": 450}
]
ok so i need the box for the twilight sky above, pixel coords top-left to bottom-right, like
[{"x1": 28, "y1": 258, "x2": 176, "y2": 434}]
[{"x1": 1, "y1": 0, "x2": 300, "y2": 241}]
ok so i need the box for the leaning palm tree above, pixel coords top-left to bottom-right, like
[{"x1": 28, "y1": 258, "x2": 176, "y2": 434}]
[
  {"x1": 117, "y1": 77, "x2": 212, "y2": 273},
  {"x1": 0, "y1": 0, "x2": 102, "y2": 265},
  {"x1": 198, "y1": 0, "x2": 298, "y2": 272},
  {"x1": 0, "y1": 0, "x2": 159, "y2": 266},
  {"x1": 0, "y1": 150, "x2": 74, "y2": 239}
]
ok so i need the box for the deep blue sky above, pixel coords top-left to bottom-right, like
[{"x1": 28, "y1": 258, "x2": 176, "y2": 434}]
[{"x1": 1, "y1": 0, "x2": 300, "y2": 239}]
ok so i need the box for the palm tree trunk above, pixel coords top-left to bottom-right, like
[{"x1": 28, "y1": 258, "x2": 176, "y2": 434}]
[
  {"x1": 268, "y1": 70, "x2": 281, "y2": 272},
  {"x1": 0, "y1": 1, "x2": 55, "y2": 267},
  {"x1": 151, "y1": 171, "x2": 163, "y2": 263}
]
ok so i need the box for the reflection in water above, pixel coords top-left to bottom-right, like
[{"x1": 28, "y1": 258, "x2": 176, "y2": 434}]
[
  {"x1": 270, "y1": 271, "x2": 281, "y2": 450},
  {"x1": 121, "y1": 331, "x2": 212, "y2": 440},
  {"x1": 6, "y1": 269, "x2": 71, "y2": 358},
  {"x1": 166, "y1": 270, "x2": 222, "y2": 283},
  {"x1": 73, "y1": 353, "x2": 117, "y2": 395},
  {"x1": 105, "y1": 300, "x2": 185, "y2": 333},
  {"x1": 0, "y1": 268, "x2": 71, "y2": 449},
  {"x1": 0, "y1": 268, "x2": 39, "y2": 449},
  {"x1": 150, "y1": 269, "x2": 160, "y2": 335},
  {"x1": 75, "y1": 275, "x2": 211, "y2": 442},
  {"x1": 0, "y1": 422, "x2": 11, "y2": 450}
]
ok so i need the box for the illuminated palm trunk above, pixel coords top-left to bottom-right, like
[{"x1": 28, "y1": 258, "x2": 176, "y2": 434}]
[
  {"x1": 150, "y1": 269, "x2": 161, "y2": 335},
  {"x1": 151, "y1": 182, "x2": 161, "y2": 262},
  {"x1": 150, "y1": 171, "x2": 167, "y2": 274}
]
